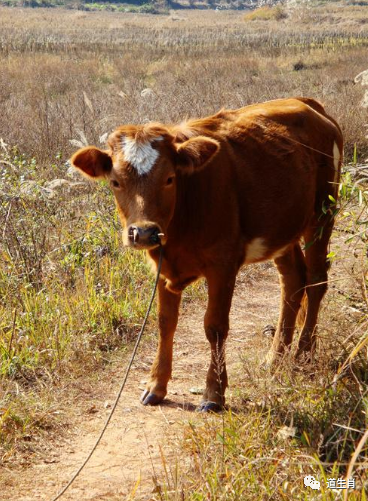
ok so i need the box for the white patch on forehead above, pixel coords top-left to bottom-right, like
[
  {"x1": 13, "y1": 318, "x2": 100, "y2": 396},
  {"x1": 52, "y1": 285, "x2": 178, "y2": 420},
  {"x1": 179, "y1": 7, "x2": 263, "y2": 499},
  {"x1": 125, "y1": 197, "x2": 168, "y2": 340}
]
[{"x1": 121, "y1": 136, "x2": 163, "y2": 175}]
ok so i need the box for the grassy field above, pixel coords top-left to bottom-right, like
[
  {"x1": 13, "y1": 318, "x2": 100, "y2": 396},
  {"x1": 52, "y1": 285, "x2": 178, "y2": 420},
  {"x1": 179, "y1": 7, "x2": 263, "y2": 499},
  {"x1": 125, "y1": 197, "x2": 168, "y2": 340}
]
[{"x1": 0, "y1": 2, "x2": 368, "y2": 498}]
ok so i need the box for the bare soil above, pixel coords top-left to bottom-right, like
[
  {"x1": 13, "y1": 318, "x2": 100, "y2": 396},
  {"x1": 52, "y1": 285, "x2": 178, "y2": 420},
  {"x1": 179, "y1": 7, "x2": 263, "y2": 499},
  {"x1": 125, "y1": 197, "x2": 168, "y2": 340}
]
[{"x1": 1, "y1": 264, "x2": 281, "y2": 501}]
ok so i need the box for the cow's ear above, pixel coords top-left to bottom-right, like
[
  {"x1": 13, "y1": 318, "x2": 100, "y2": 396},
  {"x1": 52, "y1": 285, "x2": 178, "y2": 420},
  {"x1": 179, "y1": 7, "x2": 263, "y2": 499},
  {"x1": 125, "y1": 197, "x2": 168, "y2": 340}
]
[
  {"x1": 70, "y1": 146, "x2": 112, "y2": 179},
  {"x1": 174, "y1": 136, "x2": 220, "y2": 174}
]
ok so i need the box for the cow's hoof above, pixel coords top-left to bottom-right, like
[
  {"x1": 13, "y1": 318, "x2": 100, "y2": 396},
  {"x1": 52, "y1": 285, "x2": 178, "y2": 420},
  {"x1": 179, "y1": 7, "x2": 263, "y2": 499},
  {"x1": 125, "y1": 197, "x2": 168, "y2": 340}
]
[
  {"x1": 261, "y1": 353, "x2": 276, "y2": 371},
  {"x1": 140, "y1": 390, "x2": 164, "y2": 406},
  {"x1": 196, "y1": 401, "x2": 223, "y2": 413}
]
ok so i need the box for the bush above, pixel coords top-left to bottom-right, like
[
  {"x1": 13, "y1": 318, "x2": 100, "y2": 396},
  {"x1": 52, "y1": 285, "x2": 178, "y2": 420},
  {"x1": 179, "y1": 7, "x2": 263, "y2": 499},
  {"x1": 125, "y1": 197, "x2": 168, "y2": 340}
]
[{"x1": 244, "y1": 5, "x2": 287, "y2": 21}]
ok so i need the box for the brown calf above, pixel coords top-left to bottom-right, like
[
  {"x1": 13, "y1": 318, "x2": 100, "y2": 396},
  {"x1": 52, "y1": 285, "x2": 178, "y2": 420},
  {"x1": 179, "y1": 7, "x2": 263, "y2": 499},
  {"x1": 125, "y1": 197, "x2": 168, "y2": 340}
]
[{"x1": 71, "y1": 97, "x2": 343, "y2": 411}]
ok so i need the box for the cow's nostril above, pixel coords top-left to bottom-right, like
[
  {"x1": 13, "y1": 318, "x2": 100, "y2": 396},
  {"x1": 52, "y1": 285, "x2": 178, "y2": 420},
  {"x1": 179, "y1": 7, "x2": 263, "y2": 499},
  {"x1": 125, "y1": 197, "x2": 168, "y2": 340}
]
[
  {"x1": 128, "y1": 226, "x2": 139, "y2": 244},
  {"x1": 128, "y1": 225, "x2": 162, "y2": 246},
  {"x1": 149, "y1": 228, "x2": 160, "y2": 244}
]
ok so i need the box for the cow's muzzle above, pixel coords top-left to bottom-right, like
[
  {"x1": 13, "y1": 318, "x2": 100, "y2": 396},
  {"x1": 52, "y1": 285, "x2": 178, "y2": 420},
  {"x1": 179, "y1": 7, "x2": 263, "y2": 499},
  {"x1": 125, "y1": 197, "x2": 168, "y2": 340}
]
[{"x1": 127, "y1": 224, "x2": 164, "y2": 249}]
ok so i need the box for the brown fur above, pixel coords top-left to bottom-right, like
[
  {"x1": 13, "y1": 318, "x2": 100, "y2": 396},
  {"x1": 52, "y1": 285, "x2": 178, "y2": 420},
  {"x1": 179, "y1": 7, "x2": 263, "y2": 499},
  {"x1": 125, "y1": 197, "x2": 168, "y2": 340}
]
[{"x1": 71, "y1": 97, "x2": 343, "y2": 409}]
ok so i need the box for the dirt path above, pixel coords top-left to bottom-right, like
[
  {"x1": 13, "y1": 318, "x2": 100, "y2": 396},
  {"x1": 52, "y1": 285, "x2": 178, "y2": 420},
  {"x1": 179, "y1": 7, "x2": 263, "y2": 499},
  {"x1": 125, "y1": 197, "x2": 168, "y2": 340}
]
[{"x1": 1, "y1": 265, "x2": 280, "y2": 501}]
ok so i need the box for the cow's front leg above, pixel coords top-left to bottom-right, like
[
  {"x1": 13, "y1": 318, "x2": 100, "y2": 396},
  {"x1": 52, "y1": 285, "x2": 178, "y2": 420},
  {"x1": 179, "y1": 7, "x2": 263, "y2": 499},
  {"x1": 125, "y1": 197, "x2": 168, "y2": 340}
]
[
  {"x1": 197, "y1": 269, "x2": 236, "y2": 412},
  {"x1": 141, "y1": 278, "x2": 182, "y2": 405}
]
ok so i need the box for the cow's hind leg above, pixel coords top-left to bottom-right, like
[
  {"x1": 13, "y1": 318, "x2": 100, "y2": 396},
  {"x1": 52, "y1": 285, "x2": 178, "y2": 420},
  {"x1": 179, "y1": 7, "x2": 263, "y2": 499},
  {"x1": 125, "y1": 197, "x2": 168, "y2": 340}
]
[
  {"x1": 141, "y1": 278, "x2": 181, "y2": 405},
  {"x1": 265, "y1": 244, "x2": 306, "y2": 367},
  {"x1": 296, "y1": 219, "x2": 334, "y2": 360},
  {"x1": 197, "y1": 269, "x2": 237, "y2": 412}
]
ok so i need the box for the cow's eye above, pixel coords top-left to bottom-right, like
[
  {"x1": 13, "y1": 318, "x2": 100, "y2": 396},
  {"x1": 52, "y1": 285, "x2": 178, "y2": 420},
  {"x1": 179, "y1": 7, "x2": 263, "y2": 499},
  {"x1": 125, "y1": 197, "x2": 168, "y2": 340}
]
[
  {"x1": 110, "y1": 180, "x2": 120, "y2": 188},
  {"x1": 166, "y1": 176, "x2": 175, "y2": 186}
]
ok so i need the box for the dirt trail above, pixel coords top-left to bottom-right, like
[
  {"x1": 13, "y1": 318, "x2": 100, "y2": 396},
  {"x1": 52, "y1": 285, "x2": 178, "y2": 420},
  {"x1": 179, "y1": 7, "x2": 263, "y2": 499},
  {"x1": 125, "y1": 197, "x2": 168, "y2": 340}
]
[{"x1": 1, "y1": 266, "x2": 280, "y2": 501}]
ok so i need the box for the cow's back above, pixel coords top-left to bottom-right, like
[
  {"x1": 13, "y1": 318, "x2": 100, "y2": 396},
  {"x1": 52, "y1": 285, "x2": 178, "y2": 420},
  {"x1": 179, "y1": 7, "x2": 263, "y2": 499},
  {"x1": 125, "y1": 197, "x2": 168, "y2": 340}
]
[{"x1": 169, "y1": 98, "x2": 342, "y2": 262}]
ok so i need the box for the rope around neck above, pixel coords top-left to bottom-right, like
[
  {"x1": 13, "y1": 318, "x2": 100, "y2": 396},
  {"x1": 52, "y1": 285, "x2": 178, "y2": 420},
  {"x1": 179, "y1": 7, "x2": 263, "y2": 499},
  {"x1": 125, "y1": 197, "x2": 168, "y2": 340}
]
[{"x1": 51, "y1": 245, "x2": 164, "y2": 501}]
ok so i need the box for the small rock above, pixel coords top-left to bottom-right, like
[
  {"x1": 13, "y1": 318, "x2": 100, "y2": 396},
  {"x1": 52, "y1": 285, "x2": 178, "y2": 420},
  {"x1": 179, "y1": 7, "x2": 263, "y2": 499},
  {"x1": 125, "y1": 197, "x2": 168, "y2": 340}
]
[{"x1": 189, "y1": 387, "x2": 204, "y2": 395}]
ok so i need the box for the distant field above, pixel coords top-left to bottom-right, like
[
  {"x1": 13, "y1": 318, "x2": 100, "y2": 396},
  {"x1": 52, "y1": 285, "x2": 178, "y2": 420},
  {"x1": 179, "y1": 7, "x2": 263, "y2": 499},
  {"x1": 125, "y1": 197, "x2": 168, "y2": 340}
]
[
  {"x1": 1, "y1": 5, "x2": 368, "y2": 497},
  {"x1": 0, "y1": 5, "x2": 367, "y2": 162}
]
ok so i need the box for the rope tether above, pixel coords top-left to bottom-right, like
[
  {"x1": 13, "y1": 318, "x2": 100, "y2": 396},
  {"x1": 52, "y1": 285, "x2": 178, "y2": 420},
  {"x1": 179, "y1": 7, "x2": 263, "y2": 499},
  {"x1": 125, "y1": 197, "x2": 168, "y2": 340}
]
[{"x1": 51, "y1": 244, "x2": 164, "y2": 501}]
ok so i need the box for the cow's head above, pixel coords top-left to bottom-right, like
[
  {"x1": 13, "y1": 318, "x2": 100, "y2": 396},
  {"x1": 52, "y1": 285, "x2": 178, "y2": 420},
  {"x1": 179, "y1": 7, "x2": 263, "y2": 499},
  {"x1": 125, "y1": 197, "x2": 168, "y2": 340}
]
[{"x1": 71, "y1": 124, "x2": 220, "y2": 250}]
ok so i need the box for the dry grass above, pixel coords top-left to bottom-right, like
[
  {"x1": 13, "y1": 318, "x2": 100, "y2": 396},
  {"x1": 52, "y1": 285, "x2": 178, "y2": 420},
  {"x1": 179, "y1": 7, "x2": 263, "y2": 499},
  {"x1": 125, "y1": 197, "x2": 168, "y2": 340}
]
[
  {"x1": 0, "y1": 4, "x2": 368, "y2": 498},
  {"x1": 0, "y1": 6, "x2": 368, "y2": 161}
]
